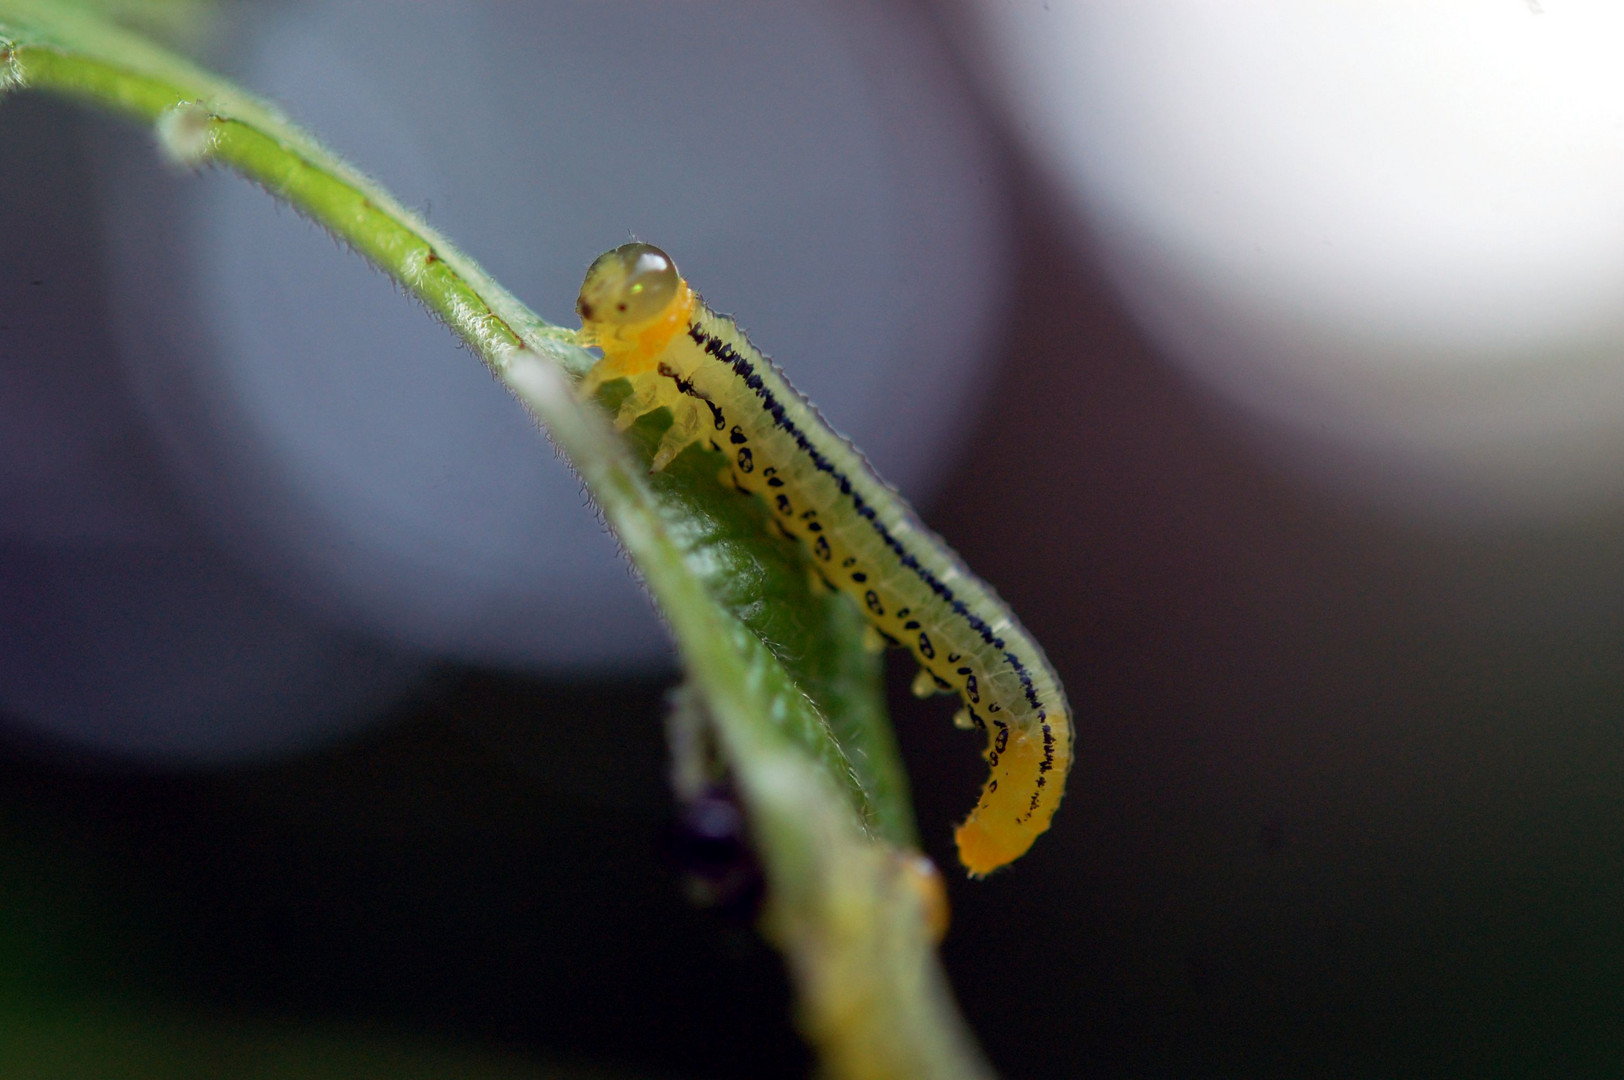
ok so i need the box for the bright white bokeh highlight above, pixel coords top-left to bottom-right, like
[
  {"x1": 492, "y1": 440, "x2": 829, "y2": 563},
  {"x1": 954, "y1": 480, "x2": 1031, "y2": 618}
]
[{"x1": 963, "y1": 0, "x2": 1624, "y2": 520}]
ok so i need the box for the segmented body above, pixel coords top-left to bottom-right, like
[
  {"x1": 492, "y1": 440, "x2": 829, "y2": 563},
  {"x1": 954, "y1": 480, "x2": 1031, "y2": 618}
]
[{"x1": 577, "y1": 245, "x2": 1073, "y2": 874}]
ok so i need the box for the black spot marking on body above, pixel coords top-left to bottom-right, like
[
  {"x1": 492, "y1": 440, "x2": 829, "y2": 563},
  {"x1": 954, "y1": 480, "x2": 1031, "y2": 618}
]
[
  {"x1": 736, "y1": 447, "x2": 753, "y2": 473},
  {"x1": 657, "y1": 361, "x2": 728, "y2": 432},
  {"x1": 656, "y1": 361, "x2": 699, "y2": 399}
]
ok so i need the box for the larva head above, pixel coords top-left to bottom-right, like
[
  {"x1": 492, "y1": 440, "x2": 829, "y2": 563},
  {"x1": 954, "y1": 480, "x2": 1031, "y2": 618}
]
[{"x1": 577, "y1": 242, "x2": 681, "y2": 328}]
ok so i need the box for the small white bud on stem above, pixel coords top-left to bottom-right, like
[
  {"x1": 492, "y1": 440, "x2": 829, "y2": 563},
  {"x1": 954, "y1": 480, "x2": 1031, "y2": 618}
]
[{"x1": 155, "y1": 100, "x2": 218, "y2": 168}]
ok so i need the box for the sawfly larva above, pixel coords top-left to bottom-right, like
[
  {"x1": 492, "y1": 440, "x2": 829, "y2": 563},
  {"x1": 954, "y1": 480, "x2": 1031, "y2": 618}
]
[{"x1": 577, "y1": 243, "x2": 1073, "y2": 875}]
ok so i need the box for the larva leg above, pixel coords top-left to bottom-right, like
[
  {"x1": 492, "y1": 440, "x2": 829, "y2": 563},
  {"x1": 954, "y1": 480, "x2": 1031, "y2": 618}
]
[
  {"x1": 614, "y1": 379, "x2": 661, "y2": 431},
  {"x1": 651, "y1": 400, "x2": 703, "y2": 471},
  {"x1": 577, "y1": 366, "x2": 607, "y2": 399},
  {"x1": 577, "y1": 355, "x2": 623, "y2": 400}
]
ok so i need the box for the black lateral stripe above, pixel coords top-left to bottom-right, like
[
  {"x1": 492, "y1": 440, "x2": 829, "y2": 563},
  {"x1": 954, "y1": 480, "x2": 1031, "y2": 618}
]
[{"x1": 688, "y1": 321, "x2": 1046, "y2": 714}]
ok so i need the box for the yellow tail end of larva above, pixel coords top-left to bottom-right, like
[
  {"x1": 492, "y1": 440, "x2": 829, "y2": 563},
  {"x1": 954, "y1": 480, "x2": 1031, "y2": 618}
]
[{"x1": 953, "y1": 727, "x2": 1060, "y2": 877}]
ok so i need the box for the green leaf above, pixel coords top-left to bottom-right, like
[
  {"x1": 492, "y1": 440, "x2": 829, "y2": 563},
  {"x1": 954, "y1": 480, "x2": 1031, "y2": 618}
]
[{"x1": 604, "y1": 382, "x2": 919, "y2": 847}]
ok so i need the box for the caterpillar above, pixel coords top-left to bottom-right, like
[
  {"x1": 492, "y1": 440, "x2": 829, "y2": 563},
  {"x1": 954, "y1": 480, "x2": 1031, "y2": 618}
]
[{"x1": 575, "y1": 243, "x2": 1073, "y2": 875}]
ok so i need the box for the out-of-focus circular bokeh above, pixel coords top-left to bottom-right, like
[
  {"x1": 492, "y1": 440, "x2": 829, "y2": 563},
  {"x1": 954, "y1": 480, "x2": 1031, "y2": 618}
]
[
  {"x1": 0, "y1": 89, "x2": 428, "y2": 765},
  {"x1": 960, "y1": 0, "x2": 1624, "y2": 521}
]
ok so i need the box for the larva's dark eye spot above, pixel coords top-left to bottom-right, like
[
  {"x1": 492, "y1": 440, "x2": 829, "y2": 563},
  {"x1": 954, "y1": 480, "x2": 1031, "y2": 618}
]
[{"x1": 577, "y1": 242, "x2": 679, "y2": 327}]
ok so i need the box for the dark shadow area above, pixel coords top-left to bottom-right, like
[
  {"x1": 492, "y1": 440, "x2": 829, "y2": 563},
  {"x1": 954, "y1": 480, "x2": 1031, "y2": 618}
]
[{"x1": 0, "y1": 675, "x2": 806, "y2": 1080}]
